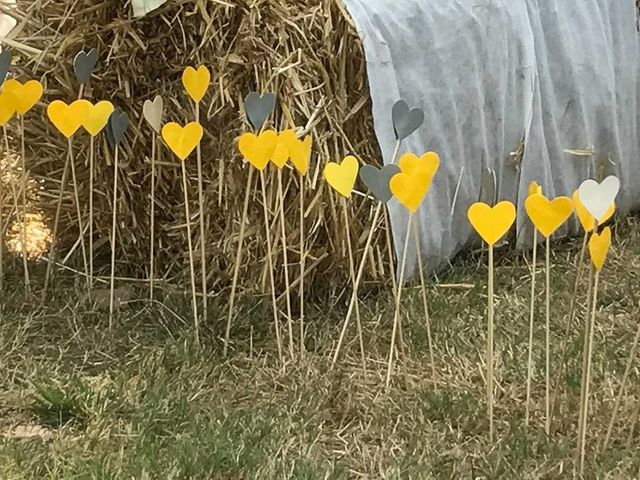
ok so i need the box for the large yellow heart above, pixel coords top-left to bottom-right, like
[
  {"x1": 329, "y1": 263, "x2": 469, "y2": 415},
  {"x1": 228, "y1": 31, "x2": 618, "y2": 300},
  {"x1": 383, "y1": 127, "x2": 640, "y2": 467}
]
[
  {"x1": 3, "y1": 79, "x2": 44, "y2": 115},
  {"x1": 82, "y1": 100, "x2": 114, "y2": 136},
  {"x1": 47, "y1": 100, "x2": 88, "y2": 138},
  {"x1": 390, "y1": 170, "x2": 433, "y2": 213},
  {"x1": 572, "y1": 190, "x2": 615, "y2": 233},
  {"x1": 238, "y1": 130, "x2": 279, "y2": 171},
  {"x1": 0, "y1": 89, "x2": 17, "y2": 126},
  {"x1": 324, "y1": 155, "x2": 359, "y2": 198},
  {"x1": 467, "y1": 201, "x2": 516, "y2": 246},
  {"x1": 524, "y1": 193, "x2": 574, "y2": 238},
  {"x1": 161, "y1": 122, "x2": 204, "y2": 161},
  {"x1": 589, "y1": 226, "x2": 611, "y2": 272},
  {"x1": 182, "y1": 65, "x2": 210, "y2": 103},
  {"x1": 397, "y1": 151, "x2": 440, "y2": 176}
]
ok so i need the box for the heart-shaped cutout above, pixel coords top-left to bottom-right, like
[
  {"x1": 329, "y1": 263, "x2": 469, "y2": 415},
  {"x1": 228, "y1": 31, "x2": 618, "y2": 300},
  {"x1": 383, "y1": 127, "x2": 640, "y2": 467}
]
[
  {"x1": 82, "y1": 100, "x2": 114, "y2": 136},
  {"x1": 390, "y1": 169, "x2": 433, "y2": 213},
  {"x1": 577, "y1": 176, "x2": 620, "y2": 222},
  {"x1": 572, "y1": 190, "x2": 615, "y2": 233},
  {"x1": 107, "y1": 109, "x2": 129, "y2": 147},
  {"x1": 528, "y1": 181, "x2": 542, "y2": 196},
  {"x1": 324, "y1": 156, "x2": 359, "y2": 198},
  {"x1": 359, "y1": 164, "x2": 401, "y2": 203},
  {"x1": 244, "y1": 92, "x2": 276, "y2": 131},
  {"x1": 238, "y1": 130, "x2": 279, "y2": 171},
  {"x1": 589, "y1": 226, "x2": 611, "y2": 272},
  {"x1": 0, "y1": 89, "x2": 16, "y2": 126},
  {"x1": 3, "y1": 79, "x2": 43, "y2": 115},
  {"x1": 290, "y1": 135, "x2": 312, "y2": 176},
  {"x1": 467, "y1": 201, "x2": 516, "y2": 246},
  {"x1": 182, "y1": 65, "x2": 210, "y2": 103},
  {"x1": 143, "y1": 95, "x2": 164, "y2": 133},
  {"x1": 397, "y1": 151, "x2": 440, "y2": 177},
  {"x1": 0, "y1": 50, "x2": 11, "y2": 85},
  {"x1": 480, "y1": 167, "x2": 497, "y2": 205},
  {"x1": 271, "y1": 129, "x2": 296, "y2": 168},
  {"x1": 47, "y1": 100, "x2": 87, "y2": 138},
  {"x1": 162, "y1": 122, "x2": 203, "y2": 161},
  {"x1": 73, "y1": 48, "x2": 98, "y2": 84},
  {"x1": 524, "y1": 193, "x2": 574, "y2": 238},
  {"x1": 392, "y1": 99, "x2": 424, "y2": 141}
]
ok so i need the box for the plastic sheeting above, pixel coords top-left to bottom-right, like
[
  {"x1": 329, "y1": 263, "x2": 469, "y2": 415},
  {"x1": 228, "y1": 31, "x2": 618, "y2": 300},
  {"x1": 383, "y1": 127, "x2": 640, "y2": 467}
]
[{"x1": 343, "y1": 0, "x2": 640, "y2": 276}]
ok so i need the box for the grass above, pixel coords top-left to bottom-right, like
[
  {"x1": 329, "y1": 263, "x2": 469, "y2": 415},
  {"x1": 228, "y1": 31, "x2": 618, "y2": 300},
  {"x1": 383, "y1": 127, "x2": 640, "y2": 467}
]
[{"x1": 1, "y1": 214, "x2": 640, "y2": 479}]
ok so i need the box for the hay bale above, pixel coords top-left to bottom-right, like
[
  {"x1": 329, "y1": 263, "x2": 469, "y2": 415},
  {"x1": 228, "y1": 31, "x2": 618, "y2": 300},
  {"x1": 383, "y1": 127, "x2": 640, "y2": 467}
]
[{"x1": 7, "y1": 0, "x2": 388, "y2": 294}]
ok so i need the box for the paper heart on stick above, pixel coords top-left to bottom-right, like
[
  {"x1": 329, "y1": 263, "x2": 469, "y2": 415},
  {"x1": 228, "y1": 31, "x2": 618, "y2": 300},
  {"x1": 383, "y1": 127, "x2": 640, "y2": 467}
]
[
  {"x1": 577, "y1": 176, "x2": 620, "y2": 222},
  {"x1": 467, "y1": 201, "x2": 516, "y2": 246},
  {"x1": 271, "y1": 129, "x2": 296, "y2": 168},
  {"x1": 0, "y1": 50, "x2": 11, "y2": 85},
  {"x1": 182, "y1": 65, "x2": 210, "y2": 103},
  {"x1": 389, "y1": 151, "x2": 439, "y2": 212},
  {"x1": 82, "y1": 100, "x2": 114, "y2": 136},
  {"x1": 73, "y1": 49, "x2": 98, "y2": 84},
  {"x1": 142, "y1": 95, "x2": 164, "y2": 133},
  {"x1": 480, "y1": 167, "x2": 497, "y2": 205},
  {"x1": 238, "y1": 130, "x2": 279, "y2": 171},
  {"x1": 0, "y1": 89, "x2": 16, "y2": 126},
  {"x1": 528, "y1": 181, "x2": 542, "y2": 196},
  {"x1": 290, "y1": 135, "x2": 312, "y2": 176},
  {"x1": 3, "y1": 79, "x2": 43, "y2": 115},
  {"x1": 572, "y1": 190, "x2": 615, "y2": 233},
  {"x1": 107, "y1": 109, "x2": 129, "y2": 147},
  {"x1": 324, "y1": 155, "x2": 359, "y2": 198},
  {"x1": 524, "y1": 193, "x2": 574, "y2": 238},
  {"x1": 589, "y1": 226, "x2": 611, "y2": 272},
  {"x1": 162, "y1": 122, "x2": 203, "y2": 161},
  {"x1": 47, "y1": 100, "x2": 87, "y2": 138},
  {"x1": 398, "y1": 151, "x2": 440, "y2": 176},
  {"x1": 392, "y1": 100, "x2": 424, "y2": 141},
  {"x1": 360, "y1": 164, "x2": 401, "y2": 203},
  {"x1": 244, "y1": 92, "x2": 276, "y2": 131}
]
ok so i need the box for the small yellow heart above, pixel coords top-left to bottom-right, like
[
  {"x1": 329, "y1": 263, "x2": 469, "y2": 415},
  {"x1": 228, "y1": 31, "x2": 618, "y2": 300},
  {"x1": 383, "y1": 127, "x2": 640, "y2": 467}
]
[
  {"x1": 3, "y1": 79, "x2": 44, "y2": 115},
  {"x1": 388, "y1": 151, "x2": 439, "y2": 212},
  {"x1": 324, "y1": 155, "x2": 359, "y2": 198},
  {"x1": 47, "y1": 100, "x2": 87, "y2": 138},
  {"x1": 524, "y1": 193, "x2": 574, "y2": 238},
  {"x1": 291, "y1": 135, "x2": 312, "y2": 176},
  {"x1": 589, "y1": 226, "x2": 611, "y2": 272},
  {"x1": 398, "y1": 151, "x2": 440, "y2": 176},
  {"x1": 528, "y1": 181, "x2": 542, "y2": 196},
  {"x1": 162, "y1": 122, "x2": 204, "y2": 161},
  {"x1": 467, "y1": 201, "x2": 516, "y2": 246},
  {"x1": 238, "y1": 130, "x2": 279, "y2": 171},
  {"x1": 182, "y1": 65, "x2": 210, "y2": 103},
  {"x1": 271, "y1": 129, "x2": 297, "y2": 168},
  {"x1": 0, "y1": 89, "x2": 17, "y2": 126},
  {"x1": 82, "y1": 100, "x2": 114, "y2": 136},
  {"x1": 572, "y1": 190, "x2": 615, "y2": 233}
]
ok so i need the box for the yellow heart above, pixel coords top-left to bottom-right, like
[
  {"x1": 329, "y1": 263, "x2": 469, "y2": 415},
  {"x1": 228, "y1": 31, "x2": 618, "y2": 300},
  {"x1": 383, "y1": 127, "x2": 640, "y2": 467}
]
[
  {"x1": 47, "y1": 100, "x2": 87, "y2": 138},
  {"x1": 398, "y1": 151, "x2": 440, "y2": 176},
  {"x1": 528, "y1": 181, "x2": 542, "y2": 196},
  {"x1": 238, "y1": 130, "x2": 279, "y2": 171},
  {"x1": 524, "y1": 193, "x2": 574, "y2": 238},
  {"x1": 82, "y1": 100, "x2": 114, "y2": 136},
  {"x1": 467, "y1": 201, "x2": 516, "y2": 246},
  {"x1": 0, "y1": 89, "x2": 17, "y2": 126},
  {"x1": 161, "y1": 122, "x2": 204, "y2": 161},
  {"x1": 572, "y1": 190, "x2": 615, "y2": 233},
  {"x1": 271, "y1": 129, "x2": 297, "y2": 168},
  {"x1": 324, "y1": 155, "x2": 359, "y2": 198},
  {"x1": 589, "y1": 226, "x2": 611, "y2": 272},
  {"x1": 291, "y1": 135, "x2": 312, "y2": 176},
  {"x1": 182, "y1": 65, "x2": 210, "y2": 103},
  {"x1": 3, "y1": 79, "x2": 44, "y2": 115},
  {"x1": 390, "y1": 170, "x2": 433, "y2": 213}
]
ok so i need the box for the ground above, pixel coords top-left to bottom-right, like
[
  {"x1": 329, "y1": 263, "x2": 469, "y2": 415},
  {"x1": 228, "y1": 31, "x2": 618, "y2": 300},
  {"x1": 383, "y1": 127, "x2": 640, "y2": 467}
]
[{"x1": 1, "y1": 215, "x2": 640, "y2": 479}]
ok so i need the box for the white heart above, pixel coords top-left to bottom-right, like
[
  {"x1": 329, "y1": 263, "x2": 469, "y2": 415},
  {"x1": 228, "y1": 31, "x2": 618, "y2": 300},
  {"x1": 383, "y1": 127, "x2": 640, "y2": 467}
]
[{"x1": 577, "y1": 175, "x2": 620, "y2": 221}]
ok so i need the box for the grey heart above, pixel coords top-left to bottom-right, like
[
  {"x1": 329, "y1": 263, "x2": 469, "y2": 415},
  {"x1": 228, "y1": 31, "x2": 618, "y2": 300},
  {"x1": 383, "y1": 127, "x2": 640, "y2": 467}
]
[
  {"x1": 107, "y1": 109, "x2": 128, "y2": 147},
  {"x1": 392, "y1": 100, "x2": 424, "y2": 141},
  {"x1": 73, "y1": 48, "x2": 98, "y2": 84},
  {"x1": 0, "y1": 50, "x2": 11, "y2": 85},
  {"x1": 244, "y1": 92, "x2": 276, "y2": 131},
  {"x1": 142, "y1": 95, "x2": 163, "y2": 133},
  {"x1": 480, "y1": 167, "x2": 496, "y2": 205},
  {"x1": 359, "y1": 164, "x2": 401, "y2": 203}
]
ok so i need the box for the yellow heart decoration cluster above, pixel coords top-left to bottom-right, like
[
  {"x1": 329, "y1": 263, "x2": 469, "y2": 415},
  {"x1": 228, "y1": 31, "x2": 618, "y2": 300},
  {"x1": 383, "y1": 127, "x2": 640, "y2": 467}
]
[
  {"x1": 0, "y1": 79, "x2": 44, "y2": 125},
  {"x1": 323, "y1": 151, "x2": 440, "y2": 211},
  {"x1": 47, "y1": 100, "x2": 114, "y2": 138},
  {"x1": 238, "y1": 129, "x2": 312, "y2": 176}
]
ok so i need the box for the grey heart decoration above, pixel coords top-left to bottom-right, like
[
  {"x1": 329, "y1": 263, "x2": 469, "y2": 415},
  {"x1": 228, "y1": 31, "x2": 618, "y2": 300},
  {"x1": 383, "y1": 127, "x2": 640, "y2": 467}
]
[
  {"x1": 359, "y1": 164, "x2": 401, "y2": 203},
  {"x1": 107, "y1": 109, "x2": 129, "y2": 147},
  {"x1": 244, "y1": 92, "x2": 276, "y2": 131},
  {"x1": 142, "y1": 95, "x2": 164, "y2": 134},
  {"x1": 392, "y1": 100, "x2": 424, "y2": 141},
  {"x1": 0, "y1": 50, "x2": 11, "y2": 85},
  {"x1": 73, "y1": 48, "x2": 98, "y2": 85},
  {"x1": 577, "y1": 175, "x2": 620, "y2": 221},
  {"x1": 480, "y1": 167, "x2": 496, "y2": 205}
]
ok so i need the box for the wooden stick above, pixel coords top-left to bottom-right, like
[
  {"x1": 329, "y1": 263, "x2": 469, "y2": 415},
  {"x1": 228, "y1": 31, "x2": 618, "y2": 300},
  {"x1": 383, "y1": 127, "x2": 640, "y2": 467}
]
[
  {"x1": 69, "y1": 137, "x2": 89, "y2": 286},
  {"x1": 109, "y1": 144, "x2": 120, "y2": 328},
  {"x1": 545, "y1": 235, "x2": 551, "y2": 434},
  {"x1": 384, "y1": 205, "x2": 403, "y2": 355},
  {"x1": 277, "y1": 168, "x2": 295, "y2": 357},
  {"x1": 0, "y1": 127, "x2": 4, "y2": 293},
  {"x1": 299, "y1": 177, "x2": 306, "y2": 356},
  {"x1": 385, "y1": 214, "x2": 412, "y2": 388},
  {"x1": 412, "y1": 215, "x2": 436, "y2": 388},
  {"x1": 488, "y1": 243, "x2": 495, "y2": 443},
  {"x1": 577, "y1": 262, "x2": 595, "y2": 459},
  {"x1": 18, "y1": 116, "x2": 30, "y2": 293},
  {"x1": 180, "y1": 160, "x2": 200, "y2": 345},
  {"x1": 223, "y1": 167, "x2": 255, "y2": 357},
  {"x1": 341, "y1": 196, "x2": 366, "y2": 376},
  {"x1": 149, "y1": 133, "x2": 155, "y2": 301},
  {"x1": 195, "y1": 104, "x2": 208, "y2": 324},
  {"x1": 259, "y1": 169, "x2": 283, "y2": 364},
  {"x1": 525, "y1": 228, "x2": 538, "y2": 427},
  {"x1": 89, "y1": 137, "x2": 95, "y2": 292}
]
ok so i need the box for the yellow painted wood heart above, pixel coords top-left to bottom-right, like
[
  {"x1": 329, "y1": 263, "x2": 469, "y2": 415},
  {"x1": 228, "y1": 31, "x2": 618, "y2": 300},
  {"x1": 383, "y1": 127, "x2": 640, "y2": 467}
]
[
  {"x1": 572, "y1": 190, "x2": 615, "y2": 233},
  {"x1": 271, "y1": 129, "x2": 312, "y2": 175},
  {"x1": 238, "y1": 130, "x2": 279, "y2": 171},
  {"x1": 524, "y1": 193, "x2": 574, "y2": 238},
  {"x1": 389, "y1": 152, "x2": 439, "y2": 212},
  {"x1": 162, "y1": 122, "x2": 204, "y2": 161},
  {"x1": 0, "y1": 89, "x2": 17, "y2": 126},
  {"x1": 271, "y1": 129, "x2": 297, "y2": 168},
  {"x1": 467, "y1": 201, "x2": 516, "y2": 246},
  {"x1": 588, "y1": 226, "x2": 611, "y2": 272},
  {"x1": 528, "y1": 181, "x2": 542, "y2": 196},
  {"x1": 3, "y1": 79, "x2": 44, "y2": 115},
  {"x1": 47, "y1": 100, "x2": 88, "y2": 138},
  {"x1": 323, "y1": 155, "x2": 359, "y2": 198},
  {"x1": 182, "y1": 66, "x2": 210, "y2": 103},
  {"x1": 81, "y1": 100, "x2": 115, "y2": 136}
]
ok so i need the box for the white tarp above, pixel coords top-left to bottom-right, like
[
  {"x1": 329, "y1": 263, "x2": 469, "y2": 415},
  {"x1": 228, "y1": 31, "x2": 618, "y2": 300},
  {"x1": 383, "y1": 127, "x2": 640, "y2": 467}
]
[{"x1": 343, "y1": 0, "x2": 640, "y2": 276}]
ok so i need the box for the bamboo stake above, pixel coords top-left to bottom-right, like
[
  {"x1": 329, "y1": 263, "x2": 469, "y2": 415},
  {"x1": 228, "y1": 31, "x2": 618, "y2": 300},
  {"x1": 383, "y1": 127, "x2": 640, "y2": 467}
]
[
  {"x1": 89, "y1": 137, "x2": 95, "y2": 291},
  {"x1": 277, "y1": 168, "x2": 295, "y2": 357},
  {"x1": 545, "y1": 236, "x2": 551, "y2": 434},
  {"x1": 109, "y1": 144, "x2": 120, "y2": 327},
  {"x1": 577, "y1": 263, "x2": 595, "y2": 459},
  {"x1": 195, "y1": 104, "x2": 208, "y2": 324},
  {"x1": 18, "y1": 116, "x2": 30, "y2": 292},
  {"x1": 525, "y1": 228, "x2": 538, "y2": 427},
  {"x1": 149, "y1": 133, "x2": 155, "y2": 300},
  {"x1": 0, "y1": 126, "x2": 4, "y2": 293},
  {"x1": 488, "y1": 243, "x2": 495, "y2": 442},
  {"x1": 299, "y1": 177, "x2": 306, "y2": 356},
  {"x1": 69, "y1": 137, "x2": 89, "y2": 286},
  {"x1": 384, "y1": 205, "x2": 403, "y2": 355},
  {"x1": 180, "y1": 160, "x2": 200, "y2": 345}
]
